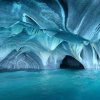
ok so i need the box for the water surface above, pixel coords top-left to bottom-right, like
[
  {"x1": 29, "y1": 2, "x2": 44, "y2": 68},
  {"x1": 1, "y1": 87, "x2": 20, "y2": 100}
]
[{"x1": 0, "y1": 69, "x2": 100, "y2": 100}]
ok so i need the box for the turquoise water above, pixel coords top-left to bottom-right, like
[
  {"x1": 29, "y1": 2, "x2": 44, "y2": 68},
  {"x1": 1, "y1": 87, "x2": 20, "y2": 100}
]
[{"x1": 0, "y1": 69, "x2": 100, "y2": 100}]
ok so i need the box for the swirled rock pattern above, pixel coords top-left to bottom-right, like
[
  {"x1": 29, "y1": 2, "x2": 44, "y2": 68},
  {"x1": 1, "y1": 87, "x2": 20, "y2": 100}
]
[{"x1": 0, "y1": 0, "x2": 100, "y2": 70}]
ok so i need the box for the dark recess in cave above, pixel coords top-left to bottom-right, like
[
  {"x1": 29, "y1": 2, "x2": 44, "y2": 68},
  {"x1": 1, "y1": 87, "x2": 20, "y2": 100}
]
[{"x1": 60, "y1": 55, "x2": 84, "y2": 70}]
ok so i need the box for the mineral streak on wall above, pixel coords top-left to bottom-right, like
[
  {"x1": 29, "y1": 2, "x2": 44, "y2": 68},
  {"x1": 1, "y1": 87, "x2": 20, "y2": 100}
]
[{"x1": 0, "y1": 0, "x2": 100, "y2": 70}]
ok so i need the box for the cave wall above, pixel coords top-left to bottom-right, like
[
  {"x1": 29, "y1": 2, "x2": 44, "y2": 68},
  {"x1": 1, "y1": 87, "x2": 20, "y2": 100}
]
[{"x1": 0, "y1": 0, "x2": 100, "y2": 70}]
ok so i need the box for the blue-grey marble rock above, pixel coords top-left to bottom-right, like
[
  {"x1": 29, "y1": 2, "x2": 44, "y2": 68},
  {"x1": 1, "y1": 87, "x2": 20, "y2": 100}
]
[{"x1": 0, "y1": 0, "x2": 100, "y2": 70}]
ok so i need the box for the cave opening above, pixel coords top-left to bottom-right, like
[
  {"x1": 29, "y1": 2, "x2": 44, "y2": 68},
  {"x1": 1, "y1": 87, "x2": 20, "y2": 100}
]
[{"x1": 60, "y1": 55, "x2": 84, "y2": 70}]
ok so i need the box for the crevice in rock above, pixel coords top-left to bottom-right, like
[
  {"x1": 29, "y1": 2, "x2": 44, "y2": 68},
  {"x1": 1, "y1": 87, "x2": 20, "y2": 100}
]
[{"x1": 60, "y1": 55, "x2": 84, "y2": 70}]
